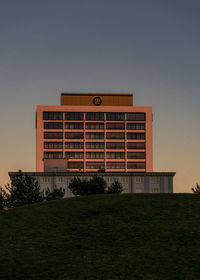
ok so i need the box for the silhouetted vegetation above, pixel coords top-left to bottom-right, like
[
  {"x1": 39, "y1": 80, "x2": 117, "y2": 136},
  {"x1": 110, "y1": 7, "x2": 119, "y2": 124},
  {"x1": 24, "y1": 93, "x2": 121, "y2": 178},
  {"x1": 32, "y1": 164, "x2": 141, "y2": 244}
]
[
  {"x1": 45, "y1": 186, "x2": 65, "y2": 201},
  {"x1": 192, "y1": 183, "x2": 200, "y2": 194},
  {"x1": 107, "y1": 180, "x2": 123, "y2": 194}
]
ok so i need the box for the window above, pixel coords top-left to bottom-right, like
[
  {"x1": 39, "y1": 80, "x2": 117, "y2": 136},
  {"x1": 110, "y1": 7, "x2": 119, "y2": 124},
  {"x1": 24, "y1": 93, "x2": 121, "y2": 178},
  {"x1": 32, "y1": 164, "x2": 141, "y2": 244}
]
[
  {"x1": 106, "y1": 142, "x2": 125, "y2": 149},
  {"x1": 65, "y1": 142, "x2": 84, "y2": 149},
  {"x1": 86, "y1": 162, "x2": 105, "y2": 169},
  {"x1": 86, "y1": 142, "x2": 104, "y2": 149},
  {"x1": 86, "y1": 112, "x2": 104, "y2": 121},
  {"x1": 135, "y1": 177, "x2": 144, "y2": 183},
  {"x1": 86, "y1": 152, "x2": 104, "y2": 159},
  {"x1": 44, "y1": 152, "x2": 63, "y2": 159},
  {"x1": 127, "y1": 152, "x2": 146, "y2": 159},
  {"x1": 57, "y1": 176, "x2": 66, "y2": 183},
  {"x1": 65, "y1": 132, "x2": 84, "y2": 139},
  {"x1": 44, "y1": 142, "x2": 63, "y2": 149},
  {"x1": 44, "y1": 122, "x2": 63, "y2": 129},
  {"x1": 152, "y1": 188, "x2": 159, "y2": 193},
  {"x1": 127, "y1": 162, "x2": 146, "y2": 169},
  {"x1": 65, "y1": 112, "x2": 84, "y2": 120},
  {"x1": 106, "y1": 152, "x2": 125, "y2": 159},
  {"x1": 85, "y1": 122, "x2": 104, "y2": 130},
  {"x1": 127, "y1": 142, "x2": 145, "y2": 149},
  {"x1": 106, "y1": 162, "x2": 125, "y2": 169},
  {"x1": 44, "y1": 132, "x2": 63, "y2": 139},
  {"x1": 106, "y1": 113, "x2": 125, "y2": 121},
  {"x1": 68, "y1": 161, "x2": 84, "y2": 169},
  {"x1": 42, "y1": 177, "x2": 50, "y2": 183},
  {"x1": 43, "y1": 112, "x2": 63, "y2": 120},
  {"x1": 127, "y1": 133, "x2": 145, "y2": 140},
  {"x1": 126, "y1": 113, "x2": 145, "y2": 121},
  {"x1": 126, "y1": 123, "x2": 145, "y2": 130},
  {"x1": 66, "y1": 152, "x2": 84, "y2": 159},
  {"x1": 106, "y1": 132, "x2": 125, "y2": 139},
  {"x1": 151, "y1": 177, "x2": 159, "y2": 184},
  {"x1": 65, "y1": 122, "x2": 83, "y2": 129},
  {"x1": 106, "y1": 123, "x2": 125, "y2": 130},
  {"x1": 86, "y1": 132, "x2": 104, "y2": 139}
]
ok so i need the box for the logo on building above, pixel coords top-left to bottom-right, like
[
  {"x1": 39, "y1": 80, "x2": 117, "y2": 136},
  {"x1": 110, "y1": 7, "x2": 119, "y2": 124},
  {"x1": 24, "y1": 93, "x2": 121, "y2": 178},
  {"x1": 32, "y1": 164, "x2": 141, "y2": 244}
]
[{"x1": 93, "y1": 97, "x2": 102, "y2": 106}]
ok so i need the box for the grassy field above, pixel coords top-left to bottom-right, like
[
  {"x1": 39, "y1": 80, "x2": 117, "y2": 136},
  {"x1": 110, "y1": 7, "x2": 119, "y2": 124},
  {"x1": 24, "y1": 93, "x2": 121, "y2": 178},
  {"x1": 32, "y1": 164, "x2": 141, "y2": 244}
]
[{"x1": 0, "y1": 194, "x2": 200, "y2": 280}]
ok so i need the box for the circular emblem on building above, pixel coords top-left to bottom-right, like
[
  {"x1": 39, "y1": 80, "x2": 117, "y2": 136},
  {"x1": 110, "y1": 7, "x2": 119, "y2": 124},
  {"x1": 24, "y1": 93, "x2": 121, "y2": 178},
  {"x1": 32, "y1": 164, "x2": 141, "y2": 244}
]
[{"x1": 93, "y1": 96, "x2": 102, "y2": 106}]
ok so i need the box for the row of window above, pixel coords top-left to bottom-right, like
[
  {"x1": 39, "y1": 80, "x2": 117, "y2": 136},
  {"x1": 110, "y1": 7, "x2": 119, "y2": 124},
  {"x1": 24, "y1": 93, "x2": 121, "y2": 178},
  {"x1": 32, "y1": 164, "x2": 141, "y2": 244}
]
[
  {"x1": 44, "y1": 141, "x2": 146, "y2": 150},
  {"x1": 43, "y1": 112, "x2": 146, "y2": 121},
  {"x1": 44, "y1": 122, "x2": 145, "y2": 130},
  {"x1": 44, "y1": 152, "x2": 146, "y2": 159},
  {"x1": 66, "y1": 161, "x2": 146, "y2": 169},
  {"x1": 44, "y1": 132, "x2": 145, "y2": 140}
]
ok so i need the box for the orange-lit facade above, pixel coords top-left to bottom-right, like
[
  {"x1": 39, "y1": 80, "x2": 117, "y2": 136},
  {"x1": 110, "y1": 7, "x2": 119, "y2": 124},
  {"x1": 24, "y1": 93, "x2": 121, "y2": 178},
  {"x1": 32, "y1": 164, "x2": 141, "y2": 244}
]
[{"x1": 36, "y1": 93, "x2": 153, "y2": 173}]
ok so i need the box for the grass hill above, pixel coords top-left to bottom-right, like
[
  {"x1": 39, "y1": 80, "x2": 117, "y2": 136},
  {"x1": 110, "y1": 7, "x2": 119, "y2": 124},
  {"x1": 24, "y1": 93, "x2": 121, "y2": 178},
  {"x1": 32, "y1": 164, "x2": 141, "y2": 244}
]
[{"x1": 0, "y1": 194, "x2": 200, "y2": 280}]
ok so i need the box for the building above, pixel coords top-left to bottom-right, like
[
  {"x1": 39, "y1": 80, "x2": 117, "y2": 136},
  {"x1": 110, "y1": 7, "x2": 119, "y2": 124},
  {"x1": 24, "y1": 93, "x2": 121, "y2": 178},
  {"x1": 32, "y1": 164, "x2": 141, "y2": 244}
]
[
  {"x1": 36, "y1": 93, "x2": 153, "y2": 173},
  {"x1": 9, "y1": 93, "x2": 175, "y2": 194}
]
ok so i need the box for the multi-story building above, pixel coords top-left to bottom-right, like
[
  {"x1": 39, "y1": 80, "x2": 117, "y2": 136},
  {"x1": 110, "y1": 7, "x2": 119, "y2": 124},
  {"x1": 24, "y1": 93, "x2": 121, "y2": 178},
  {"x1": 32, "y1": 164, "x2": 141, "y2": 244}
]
[
  {"x1": 9, "y1": 93, "x2": 175, "y2": 194},
  {"x1": 36, "y1": 93, "x2": 153, "y2": 173}
]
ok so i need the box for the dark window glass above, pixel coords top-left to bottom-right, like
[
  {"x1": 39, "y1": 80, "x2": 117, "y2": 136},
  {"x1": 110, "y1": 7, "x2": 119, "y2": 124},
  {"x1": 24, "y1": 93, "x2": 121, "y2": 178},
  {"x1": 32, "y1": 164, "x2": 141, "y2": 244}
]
[
  {"x1": 106, "y1": 113, "x2": 125, "y2": 121},
  {"x1": 126, "y1": 113, "x2": 145, "y2": 121},
  {"x1": 65, "y1": 122, "x2": 83, "y2": 129},
  {"x1": 127, "y1": 133, "x2": 145, "y2": 140},
  {"x1": 86, "y1": 162, "x2": 105, "y2": 169},
  {"x1": 126, "y1": 123, "x2": 145, "y2": 130},
  {"x1": 106, "y1": 152, "x2": 125, "y2": 159},
  {"x1": 127, "y1": 142, "x2": 146, "y2": 149},
  {"x1": 66, "y1": 152, "x2": 84, "y2": 159},
  {"x1": 86, "y1": 132, "x2": 104, "y2": 139},
  {"x1": 65, "y1": 112, "x2": 84, "y2": 120},
  {"x1": 43, "y1": 112, "x2": 63, "y2": 120},
  {"x1": 65, "y1": 142, "x2": 84, "y2": 149},
  {"x1": 44, "y1": 122, "x2": 63, "y2": 129},
  {"x1": 86, "y1": 112, "x2": 104, "y2": 121},
  {"x1": 44, "y1": 142, "x2": 63, "y2": 149},
  {"x1": 106, "y1": 123, "x2": 125, "y2": 130},
  {"x1": 85, "y1": 122, "x2": 104, "y2": 130},
  {"x1": 106, "y1": 142, "x2": 125, "y2": 149},
  {"x1": 127, "y1": 162, "x2": 146, "y2": 169},
  {"x1": 44, "y1": 132, "x2": 63, "y2": 139},
  {"x1": 106, "y1": 162, "x2": 125, "y2": 169},
  {"x1": 68, "y1": 161, "x2": 84, "y2": 169},
  {"x1": 106, "y1": 132, "x2": 125, "y2": 139},
  {"x1": 86, "y1": 142, "x2": 104, "y2": 149},
  {"x1": 44, "y1": 152, "x2": 63, "y2": 159},
  {"x1": 86, "y1": 152, "x2": 104, "y2": 159},
  {"x1": 65, "y1": 132, "x2": 84, "y2": 139},
  {"x1": 127, "y1": 152, "x2": 146, "y2": 159}
]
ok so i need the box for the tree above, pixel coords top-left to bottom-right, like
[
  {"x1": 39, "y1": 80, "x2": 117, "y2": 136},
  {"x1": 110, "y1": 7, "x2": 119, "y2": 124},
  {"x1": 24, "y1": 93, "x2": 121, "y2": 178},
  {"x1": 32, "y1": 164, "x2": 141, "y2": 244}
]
[
  {"x1": 107, "y1": 180, "x2": 123, "y2": 194},
  {"x1": 6, "y1": 170, "x2": 44, "y2": 207},
  {"x1": 45, "y1": 186, "x2": 65, "y2": 201},
  {"x1": 68, "y1": 176, "x2": 107, "y2": 196},
  {"x1": 0, "y1": 187, "x2": 9, "y2": 210},
  {"x1": 89, "y1": 176, "x2": 107, "y2": 194},
  {"x1": 192, "y1": 183, "x2": 200, "y2": 194}
]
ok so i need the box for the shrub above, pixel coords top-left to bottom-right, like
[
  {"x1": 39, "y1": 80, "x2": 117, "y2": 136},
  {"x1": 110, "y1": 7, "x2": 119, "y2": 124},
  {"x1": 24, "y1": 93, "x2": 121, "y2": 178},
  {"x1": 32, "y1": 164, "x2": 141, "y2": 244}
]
[
  {"x1": 6, "y1": 170, "x2": 44, "y2": 207},
  {"x1": 68, "y1": 176, "x2": 107, "y2": 196},
  {"x1": 107, "y1": 180, "x2": 123, "y2": 194},
  {"x1": 45, "y1": 186, "x2": 65, "y2": 201},
  {"x1": 0, "y1": 187, "x2": 8, "y2": 210},
  {"x1": 192, "y1": 183, "x2": 200, "y2": 194}
]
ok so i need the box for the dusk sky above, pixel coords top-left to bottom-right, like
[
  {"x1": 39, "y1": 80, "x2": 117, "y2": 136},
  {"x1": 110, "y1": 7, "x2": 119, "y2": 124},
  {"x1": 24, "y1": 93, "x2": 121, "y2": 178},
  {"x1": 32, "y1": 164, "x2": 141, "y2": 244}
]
[{"x1": 0, "y1": 0, "x2": 199, "y2": 192}]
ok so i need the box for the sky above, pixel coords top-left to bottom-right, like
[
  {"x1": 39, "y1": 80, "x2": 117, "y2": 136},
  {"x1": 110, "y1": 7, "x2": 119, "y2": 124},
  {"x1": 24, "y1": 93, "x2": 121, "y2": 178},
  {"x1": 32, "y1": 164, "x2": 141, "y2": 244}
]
[{"x1": 0, "y1": 0, "x2": 199, "y2": 192}]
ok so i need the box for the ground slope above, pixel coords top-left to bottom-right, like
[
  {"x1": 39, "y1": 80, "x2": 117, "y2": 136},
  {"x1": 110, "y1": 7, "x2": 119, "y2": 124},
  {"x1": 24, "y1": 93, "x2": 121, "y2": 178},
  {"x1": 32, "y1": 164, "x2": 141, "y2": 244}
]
[{"x1": 0, "y1": 194, "x2": 200, "y2": 280}]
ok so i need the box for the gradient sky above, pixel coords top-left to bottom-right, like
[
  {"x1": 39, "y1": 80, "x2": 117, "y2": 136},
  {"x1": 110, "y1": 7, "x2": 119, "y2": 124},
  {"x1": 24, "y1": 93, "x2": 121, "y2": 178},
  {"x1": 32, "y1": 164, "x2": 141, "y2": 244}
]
[{"x1": 0, "y1": 0, "x2": 199, "y2": 192}]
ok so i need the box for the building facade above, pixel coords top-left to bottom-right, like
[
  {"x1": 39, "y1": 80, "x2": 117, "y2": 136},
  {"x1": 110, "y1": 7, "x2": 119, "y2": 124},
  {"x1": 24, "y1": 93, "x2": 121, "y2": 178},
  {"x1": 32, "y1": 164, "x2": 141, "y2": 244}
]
[{"x1": 36, "y1": 93, "x2": 153, "y2": 173}]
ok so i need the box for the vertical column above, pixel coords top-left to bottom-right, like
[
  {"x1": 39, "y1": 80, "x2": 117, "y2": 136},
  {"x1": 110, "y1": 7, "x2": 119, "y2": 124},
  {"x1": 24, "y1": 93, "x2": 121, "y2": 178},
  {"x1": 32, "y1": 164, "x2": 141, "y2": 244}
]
[
  {"x1": 144, "y1": 176, "x2": 150, "y2": 193},
  {"x1": 83, "y1": 112, "x2": 86, "y2": 172},
  {"x1": 104, "y1": 112, "x2": 106, "y2": 172},
  {"x1": 125, "y1": 112, "x2": 127, "y2": 172},
  {"x1": 168, "y1": 176, "x2": 173, "y2": 193},
  {"x1": 160, "y1": 176, "x2": 165, "y2": 193}
]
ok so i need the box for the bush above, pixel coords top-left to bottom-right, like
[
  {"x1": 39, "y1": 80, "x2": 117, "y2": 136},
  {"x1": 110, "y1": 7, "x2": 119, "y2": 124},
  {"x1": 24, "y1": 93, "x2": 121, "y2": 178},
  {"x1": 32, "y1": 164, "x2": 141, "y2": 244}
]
[
  {"x1": 68, "y1": 176, "x2": 107, "y2": 196},
  {"x1": 45, "y1": 186, "x2": 65, "y2": 201},
  {"x1": 0, "y1": 187, "x2": 8, "y2": 210},
  {"x1": 192, "y1": 183, "x2": 200, "y2": 194},
  {"x1": 6, "y1": 170, "x2": 44, "y2": 207},
  {"x1": 107, "y1": 180, "x2": 123, "y2": 194}
]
